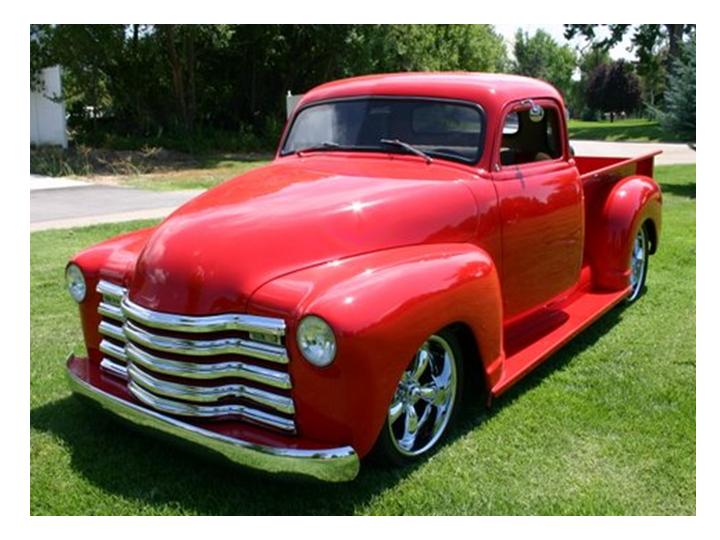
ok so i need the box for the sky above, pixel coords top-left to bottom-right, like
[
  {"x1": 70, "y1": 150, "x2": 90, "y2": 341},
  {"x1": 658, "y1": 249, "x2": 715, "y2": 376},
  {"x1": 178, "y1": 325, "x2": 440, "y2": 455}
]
[{"x1": 496, "y1": 24, "x2": 636, "y2": 61}]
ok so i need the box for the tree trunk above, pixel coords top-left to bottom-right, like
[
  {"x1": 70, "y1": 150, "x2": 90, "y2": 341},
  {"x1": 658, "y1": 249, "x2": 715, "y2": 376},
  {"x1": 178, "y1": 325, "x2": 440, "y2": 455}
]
[
  {"x1": 665, "y1": 24, "x2": 684, "y2": 68},
  {"x1": 164, "y1": 25, "x2": 188, "y2": 131},
  {"x1": 184, "y1": 28, "x2": 196, "y2": 132}
]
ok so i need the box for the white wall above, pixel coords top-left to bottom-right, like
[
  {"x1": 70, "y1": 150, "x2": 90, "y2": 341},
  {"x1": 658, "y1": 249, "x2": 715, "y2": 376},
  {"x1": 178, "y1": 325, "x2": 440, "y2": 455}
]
[
  {"x1": 286, "y1": 92, "x2": 304, "y2": 119},
  {"x1": 31, "y1": 66, "x2": 68, "y2": 148}
]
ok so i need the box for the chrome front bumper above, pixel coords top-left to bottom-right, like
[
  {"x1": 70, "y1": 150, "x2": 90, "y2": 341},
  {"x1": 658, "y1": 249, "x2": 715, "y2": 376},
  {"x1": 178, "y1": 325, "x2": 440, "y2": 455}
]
[{"x1": 66, "y1": 357, "x2": 360, "y2": 482}]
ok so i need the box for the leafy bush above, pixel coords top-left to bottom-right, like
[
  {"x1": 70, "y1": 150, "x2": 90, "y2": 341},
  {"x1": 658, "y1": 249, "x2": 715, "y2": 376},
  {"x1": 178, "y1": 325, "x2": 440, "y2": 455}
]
[
  {"x1": 30, "y1": 146, "x2": 94, "y2": 177},
  {"x1": 580, "y1": 107, "x2": 600, "y2": 121}
]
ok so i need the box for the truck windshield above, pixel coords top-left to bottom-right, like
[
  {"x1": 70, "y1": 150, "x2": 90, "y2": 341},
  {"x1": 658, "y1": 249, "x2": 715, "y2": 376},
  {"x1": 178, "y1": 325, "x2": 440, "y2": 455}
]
[{"x1": 281, "y1": 98, "x2": 484, "y2": 164}]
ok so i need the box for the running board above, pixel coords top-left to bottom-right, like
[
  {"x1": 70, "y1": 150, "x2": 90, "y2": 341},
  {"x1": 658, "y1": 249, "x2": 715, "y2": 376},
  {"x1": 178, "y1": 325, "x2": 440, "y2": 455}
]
[{"x1": 491, "y1": 287, "x2": 630, "y2": 397}]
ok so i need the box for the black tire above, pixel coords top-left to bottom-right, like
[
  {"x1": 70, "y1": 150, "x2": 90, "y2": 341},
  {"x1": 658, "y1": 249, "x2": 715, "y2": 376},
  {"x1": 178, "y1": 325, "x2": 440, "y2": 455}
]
[
  {"x1": 370, "y1": 328, "x2": 465, "y2": 467},
  {"x1": 626, "y1": 223, "x2": 650, "y2": 303}
]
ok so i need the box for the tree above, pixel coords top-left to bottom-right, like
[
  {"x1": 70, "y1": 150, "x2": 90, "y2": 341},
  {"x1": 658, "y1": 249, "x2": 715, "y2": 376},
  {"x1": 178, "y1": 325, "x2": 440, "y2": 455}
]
[
  {"x1": 659, "y1": 36, "x2": 695, "y2": 139},
  {"x1": 568, "y1": 47, "x2": 610, "y2": 118},
  {"x1": 564, "y1": 24, "x2": 694, "y2": 68},
  {"x1": 29, "y1": 24, "x2": 510, "y2": 149},
  {"x1": 366, "y1": 25, "x2": 507, "y2": 73},
  {"x1": 586, "y1": 60, "x2": 642, "y2": 120},
  {"x1": 511, "y1": 29, "x2": 576, "y2": 98},
  {"x1": 564, "y1": 24, "x2": 694, "y2": 106}
]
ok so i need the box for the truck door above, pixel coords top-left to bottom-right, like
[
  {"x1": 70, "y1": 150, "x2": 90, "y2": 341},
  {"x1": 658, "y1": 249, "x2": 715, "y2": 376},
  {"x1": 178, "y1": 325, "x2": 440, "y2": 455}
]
[{"x1": 491, "y1": 99, "x2": 583, "y2": 320}]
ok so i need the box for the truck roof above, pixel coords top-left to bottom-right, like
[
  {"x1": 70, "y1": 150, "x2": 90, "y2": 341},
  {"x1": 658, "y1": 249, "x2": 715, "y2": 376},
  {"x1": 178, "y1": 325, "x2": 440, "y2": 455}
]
[{"x1": 298, "y1": 72, "x2": 564, "y2": 111}]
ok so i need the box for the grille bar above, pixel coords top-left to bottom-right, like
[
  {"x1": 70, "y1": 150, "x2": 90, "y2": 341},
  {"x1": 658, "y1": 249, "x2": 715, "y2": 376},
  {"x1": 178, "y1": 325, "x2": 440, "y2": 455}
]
[
  {"x1": 94, "y1": 280, "x2": 295, "y2": 433},
  {"x1": 124, "y1": 320, "x2": 288, "y2": 363},
  {"x1": 100, "y1": 358, "x2": 128, "y2": 379},
  {"x1": 98, "y1": 302, "x2": 124, "y2": 321},
  {"x1": 122, "y1": 297, "x2": 286, "y2": 335},
  {"x1": 99, "y1": 320, "x2": 125, "y2": 342},
  {"x1": 100, "y1": 339, "x2": 127, "y2": 363},
  {"x1": 128, "y1": 382, "x2": 296, "y2": 432},
  {"x1": 126, "y1": 342, "x2": 291, "y2": 389},
  {"x1": 127, "y1": 363, "x2": 295, "y2": 414},
  {"x1": 97, "y1": 280, "x2": 126, "y2": 302}
]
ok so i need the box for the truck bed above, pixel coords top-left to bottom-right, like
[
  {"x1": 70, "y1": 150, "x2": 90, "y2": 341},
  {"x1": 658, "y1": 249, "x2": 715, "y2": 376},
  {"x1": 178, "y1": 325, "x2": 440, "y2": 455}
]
[{"x1": 575, "y1": 151, "x2": 662, "y2": 181}]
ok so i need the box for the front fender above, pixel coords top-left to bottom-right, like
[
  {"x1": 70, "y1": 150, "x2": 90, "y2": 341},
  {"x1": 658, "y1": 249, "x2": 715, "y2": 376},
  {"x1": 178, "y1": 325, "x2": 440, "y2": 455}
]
[
  {"x1": 70, "y1": 227, "x2": 156, "y2": 362},
  {"x1": 590, "y1": 175, "x2": 662, "y2": 291},
  {"x1": 248, "y1": 243, "x2": 503, "y2": 457}
]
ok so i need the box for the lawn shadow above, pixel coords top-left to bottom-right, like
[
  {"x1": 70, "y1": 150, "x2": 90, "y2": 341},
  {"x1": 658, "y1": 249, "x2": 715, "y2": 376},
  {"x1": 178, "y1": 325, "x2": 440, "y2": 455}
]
[
  {"x1": 445, "y1": 301, "x2": 628, "y2": 447},
  {"x1": 31, "y1": 303, "x2": 628, "y2": 515},
  {"x1": 31, "y1": 395, "x2": 422, "y2": 515},
  {"x1": 659, "y1": 181, "x2": 696, "y2": 200}
]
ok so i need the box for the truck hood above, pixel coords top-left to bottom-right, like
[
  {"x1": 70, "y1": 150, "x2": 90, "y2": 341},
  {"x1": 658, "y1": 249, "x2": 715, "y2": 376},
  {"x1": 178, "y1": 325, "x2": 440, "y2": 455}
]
[{"x1": 129, "y1": 157, "x2": 478, "y2": 314}]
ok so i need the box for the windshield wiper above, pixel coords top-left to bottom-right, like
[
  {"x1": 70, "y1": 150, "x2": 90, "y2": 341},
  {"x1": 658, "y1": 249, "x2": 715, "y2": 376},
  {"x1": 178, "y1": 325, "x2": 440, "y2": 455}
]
[
  {"x1": 296, "y1": 141, "x2": 343, "y2": 156},
  {"x1": 380, "y1": 138, "x2": 433, "y2": 164}
]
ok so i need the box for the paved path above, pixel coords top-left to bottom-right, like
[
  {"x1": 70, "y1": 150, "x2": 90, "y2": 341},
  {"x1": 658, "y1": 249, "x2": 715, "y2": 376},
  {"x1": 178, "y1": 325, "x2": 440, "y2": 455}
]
[
  {"x1": 30, "y1": 175, "x2": 91, "y2": 190},
  {"x1": 570, "y1": 140, "x2": 695, "y2": 165},
  {"x1": 31, "y1": 184, "x2": 203, "y2": 231},
  {"x1": 30, "y1": 141, "x2": 695, "y2": 232}
]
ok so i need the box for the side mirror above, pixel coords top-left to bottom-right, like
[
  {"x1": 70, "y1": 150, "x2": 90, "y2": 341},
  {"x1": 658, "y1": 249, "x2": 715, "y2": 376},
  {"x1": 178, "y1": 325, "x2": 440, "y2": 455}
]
[
  {"x1": 528, "y1": 103, "x2": 544, "y2": 123},
  {"x1": 521, "y1": 99, "x2": 544, "y2": 123}
]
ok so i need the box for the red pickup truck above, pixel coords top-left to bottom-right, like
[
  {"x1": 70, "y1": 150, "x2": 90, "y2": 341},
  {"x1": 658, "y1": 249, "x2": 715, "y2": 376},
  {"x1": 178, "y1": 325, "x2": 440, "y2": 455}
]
[{"x1": 64, "y1": 73, "x2": 661, "y2": 482}]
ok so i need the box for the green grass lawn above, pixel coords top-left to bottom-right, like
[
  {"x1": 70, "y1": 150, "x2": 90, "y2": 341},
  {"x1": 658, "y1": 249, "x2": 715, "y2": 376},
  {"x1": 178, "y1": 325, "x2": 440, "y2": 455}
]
[
  {"x1": 120, "y1": 157, "x2": 271, "y2": 191},
  {"x1": 568, "y1": 118, "x2": 692, "y2": 143},
  {"x1": 30, "y1": 165, "x2": 696, "y2": 515}
]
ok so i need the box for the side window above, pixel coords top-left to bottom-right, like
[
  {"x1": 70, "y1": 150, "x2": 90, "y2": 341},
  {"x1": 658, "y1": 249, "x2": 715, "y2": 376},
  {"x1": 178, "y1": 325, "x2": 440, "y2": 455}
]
[{"x1": 500, "y1": 105, "x2": 563, "y2": 166}]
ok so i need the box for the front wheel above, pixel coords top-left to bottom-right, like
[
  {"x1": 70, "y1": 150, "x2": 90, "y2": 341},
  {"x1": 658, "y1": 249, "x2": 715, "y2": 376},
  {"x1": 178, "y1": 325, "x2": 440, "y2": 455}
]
[
  {"x1": 626, "y1": 223, "x2": 650, "y2": 303},
  {"x1": 370, "y1": 329, "x2": 463, "y2": 467}
]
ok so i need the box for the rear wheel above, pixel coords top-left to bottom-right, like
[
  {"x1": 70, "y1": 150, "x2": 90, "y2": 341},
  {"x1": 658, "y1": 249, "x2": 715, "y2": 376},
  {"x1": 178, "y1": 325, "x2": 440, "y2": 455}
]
[
  {"x1": 370, "y1": 329, "x2": 463, "y2": 466},
  {"x1": 627, "y1": 224, "x2": 650, "y2": 303}
]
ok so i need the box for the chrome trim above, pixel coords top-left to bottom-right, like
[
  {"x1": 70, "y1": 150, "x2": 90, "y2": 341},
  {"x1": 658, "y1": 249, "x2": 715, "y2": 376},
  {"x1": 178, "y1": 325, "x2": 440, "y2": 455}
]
[
  {"x1": 96, "y1": 281, "x2": 127, "y2": 302},
  {"x1": 122, "y1": 297, "x2": 286, "y2": 336},
  {"x1": 100, "y1": 339, "x2": 127, "y2": 363},
  {"x1": 124, "y1": 320, "x2": 288, "y2": 364},
  {"x1": 126, "y1": 342, "x2": 291, "y2": 389},
  {"x1": 95, "y1": 279, "x2": 294, "y2": 431},
  {"x1": 128, "y1": 381, "x2": 296, "y2": 432},
  {"x1": 98, "y1": 301, "x2": 124, "y2": 321},
  {"x1": 127, "y1": 363, "x2": 295, "y2": 414},
  {"x1": 66, "y1": 356, "x2": 359, "y2": 482},
  {"x1": 99, "y1": 320, "x2": 125, "y2": 342},
  {"x1": 100, "y1": 358, "x2": 128, "y2": 379}
]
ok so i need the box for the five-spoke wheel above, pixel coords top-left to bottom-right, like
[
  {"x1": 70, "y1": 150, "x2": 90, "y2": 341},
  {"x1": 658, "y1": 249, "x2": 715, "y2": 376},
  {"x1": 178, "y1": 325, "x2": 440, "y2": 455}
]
[{"x1": 371, "y1": 330, "x2": 463, "y2": 465}]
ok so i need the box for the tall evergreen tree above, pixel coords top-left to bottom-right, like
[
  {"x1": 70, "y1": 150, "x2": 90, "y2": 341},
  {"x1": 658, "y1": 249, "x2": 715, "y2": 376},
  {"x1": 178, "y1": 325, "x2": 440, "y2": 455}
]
[{"x1": 660, "y1": 36, "x2": 696, "y2": 139}]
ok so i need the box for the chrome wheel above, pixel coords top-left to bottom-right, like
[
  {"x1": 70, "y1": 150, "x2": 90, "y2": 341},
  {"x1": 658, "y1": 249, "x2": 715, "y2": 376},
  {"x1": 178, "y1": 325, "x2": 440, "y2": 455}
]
[
  {"x1": 628, "y1": 226, "x2": 648, "y2": 302},
  {"x1": 387, "y1": 335, "x2": 458, "y2": 457}
]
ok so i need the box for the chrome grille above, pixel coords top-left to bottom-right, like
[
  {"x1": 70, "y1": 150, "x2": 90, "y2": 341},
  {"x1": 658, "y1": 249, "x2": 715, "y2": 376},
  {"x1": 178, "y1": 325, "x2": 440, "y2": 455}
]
[{"x1": 96, "y1": 280, "x2": 295, "y2": 433}]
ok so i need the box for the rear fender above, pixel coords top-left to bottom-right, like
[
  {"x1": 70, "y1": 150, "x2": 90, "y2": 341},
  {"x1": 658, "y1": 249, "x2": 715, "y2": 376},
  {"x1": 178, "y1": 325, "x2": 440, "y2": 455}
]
[
  {"x1": 590, "y1": 175, "x2": 662, "y2": 291},
  {"x1": 249, "y1": 243, "x2": 503, "y2": 457}
]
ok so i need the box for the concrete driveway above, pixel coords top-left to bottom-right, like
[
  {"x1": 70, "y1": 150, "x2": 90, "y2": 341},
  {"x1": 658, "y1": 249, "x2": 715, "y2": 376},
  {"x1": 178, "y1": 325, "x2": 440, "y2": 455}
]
[
  {"x1": 30, "y1": 141, "x2": 695, "y2": 232},
  {"x1": 31, "y1": 179, "x2": 203, "y2": 231},
  {"x1": 570, "y1": 140, "x2": 696, "y2": 165}
]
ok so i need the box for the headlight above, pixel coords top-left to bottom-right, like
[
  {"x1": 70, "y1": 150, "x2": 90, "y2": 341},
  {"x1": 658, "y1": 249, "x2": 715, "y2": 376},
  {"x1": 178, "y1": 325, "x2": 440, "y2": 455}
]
[
  {"x1": 65, "y1": 263, "x2": 87, "y2": 303},
  {"x1": 296, "y1": 315, "x2": 336, "y2": 367}
]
